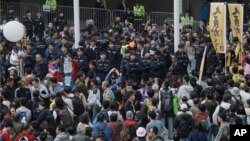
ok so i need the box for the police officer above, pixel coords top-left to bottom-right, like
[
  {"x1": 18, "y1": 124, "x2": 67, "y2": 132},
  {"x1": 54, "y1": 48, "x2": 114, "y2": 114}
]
[
  {"x1": 34, "y1": 11, "x2": 45, "y2": 36},
  {"x1": 151, "y1": 50, "x2": 166, "y2": 79},
  {"x1": 126, "y1": 52, "x2": 141, "y2": 82},
  {"x1": 175, "y1": 44, "x2": 189, "y2": 75},
  {"x1": 86, "y1": 39, "x2": 100, "y2": 61},
  {"x1": 22, "y1": 11, "x2": 34, "y2": 40},
  {"x1": 141, "y1": 52, "x2": 151, "y2": 82},
  {"x1": 168, "y1": 54, "x2": 182, "y2": 76},
  {"x1": 75, "y1": 48, "x2": 89, "y2": 74},
  {"x1": 120, "y1": 50, "x2": 130, "y2": 79},
  {"x1": 206, "y1": 44, "x2": 219, "y2": 73},
  {"x1": 107, "y1": 41, "x2": 120, "y2": 68},
  {"x1": 54, "y1": 12, "x2": 67, "y2": 33},
  {"x1": 195, "y1": 39, "x2": 206, "y2": 72},
  {"x1": 5, "y1": 7, "x2": 15, "y2": 21},
  {"x1": 97, "y1": 52, "x2": 110, "y2": 81},
  {"x1": 159, "y1": 44, "x2": 172, "y2": 74}
]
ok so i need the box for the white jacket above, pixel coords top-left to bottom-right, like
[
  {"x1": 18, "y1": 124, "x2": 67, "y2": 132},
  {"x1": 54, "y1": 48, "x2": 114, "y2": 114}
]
[
  {"x1": 10, "y1": 50, "x2": 19, "y2": 66},
  {"x1": 177, "y1": 84, "x2": 193, "y2": 102},
  {"x1": 240, "y1": 90, "x2": 250, "y2": 106}
]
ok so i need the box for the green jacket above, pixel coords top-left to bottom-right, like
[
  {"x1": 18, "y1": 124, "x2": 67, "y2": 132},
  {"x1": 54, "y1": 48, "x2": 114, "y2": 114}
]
[
  {"x1": 133, "y1": 5, "x2": 145, "y2": 17},
  {"x1": 181, "y1": 16, "x2": 194, "y2": 26},
  {"x1": 45, "y1": 0, "x2": 57, "y2": 12}
]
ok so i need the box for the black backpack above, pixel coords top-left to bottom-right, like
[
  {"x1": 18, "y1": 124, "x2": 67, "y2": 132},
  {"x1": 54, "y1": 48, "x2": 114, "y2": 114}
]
[
  {"x1": 231, "y1": 95, "x2": 246, "y2": 116},
  {"x1": 177, "y1": 113, "x2": 193, "y2": 138},
  {"x1": 69, "y1": 96, "x2": 85, "y2": 116},
  {"x1": 160, "y1": 88, "x2": 173, "y2": 113}
]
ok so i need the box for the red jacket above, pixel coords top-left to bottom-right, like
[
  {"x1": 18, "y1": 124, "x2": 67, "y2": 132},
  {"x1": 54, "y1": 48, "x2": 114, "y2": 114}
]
[
  {"x1": 15, "y1": 130, "x2": 36, "y2": 141},
  {"x1": 0, "y1": 130, "x2": 11, "y2": 141}
]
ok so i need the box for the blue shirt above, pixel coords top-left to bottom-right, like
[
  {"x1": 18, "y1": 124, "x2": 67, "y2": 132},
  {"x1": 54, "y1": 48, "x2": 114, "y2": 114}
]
[{"x1": 146, "y1": 120, "x2": 165, "y2": 136}]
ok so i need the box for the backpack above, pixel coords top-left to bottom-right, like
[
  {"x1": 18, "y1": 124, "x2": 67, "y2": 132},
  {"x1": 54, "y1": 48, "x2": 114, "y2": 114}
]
[
  {"x1": 56, "y1": 107, "x2": 73, "y2": 128},
  {"x1": 160, "y1": 89, "x2": 173, "y2": 113},
  {"x1": 18, "y1": 134, "x2": 29, "y2": 141},
  {"x1": 0, "y1": 131, "x2": 6, "y2": 141},
  {"x1": 69, "y1": 96, "x2": 85, "y2": 116},
  {"x1": 120, "y1": 124, "x2": 130, "y2": 141},
  {"x1": 200, "y1": 116, "x2": 211, "y2": 133},
  {"x1": 231, "y1": 95, "x2": 246, "y2": 115}
]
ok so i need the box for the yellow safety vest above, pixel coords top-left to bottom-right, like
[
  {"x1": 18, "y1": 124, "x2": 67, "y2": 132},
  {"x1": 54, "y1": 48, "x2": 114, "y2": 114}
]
[
  {"x1": 45, "y1": 0, "x2": 57, "y2": 12},
  {"x1": 133, "y1": 5, "x2": 145, "y2": 17}
]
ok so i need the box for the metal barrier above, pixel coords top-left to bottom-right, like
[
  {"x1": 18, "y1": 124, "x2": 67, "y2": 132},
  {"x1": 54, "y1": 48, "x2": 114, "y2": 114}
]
[
  {"x1": 10, "y1": 2, "x2": 40, "y2": 20},
  {"x1": 148, "y1": 12, "x2": 174, "y2": 26},
  {"x1": 0, "y1": 2, "x2": 8, "y2": 18},
  {"x1": 80, "y1": 7, "x2": 112, "y2": 30},
  {"x1": 43, "y1": 5, "x2": 74, "y2": 26}
]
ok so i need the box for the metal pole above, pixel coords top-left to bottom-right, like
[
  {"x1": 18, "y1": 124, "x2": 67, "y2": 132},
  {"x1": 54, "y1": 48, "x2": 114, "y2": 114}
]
[
  {"x1": 179, "y1": 0, "x2": 183, "y2": 15},
  {"x1": 74, "y1": 0, "x2": 80, "y2": 49},
  {"x1": 174, "y1": 0, "x2": 180, "y2": 52}
]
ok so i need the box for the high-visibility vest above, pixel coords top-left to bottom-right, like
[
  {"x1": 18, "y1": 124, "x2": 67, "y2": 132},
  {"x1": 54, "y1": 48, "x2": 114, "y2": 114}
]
[
  {"x1": 133, "y1": 5, "x2": 145, "y2": 17},
  {"x1": 45, "y1": 0, "x2": 57, "y2": 12},
  {"x1": 180, "y1": 16, "x2": 194, "y2": 26}
]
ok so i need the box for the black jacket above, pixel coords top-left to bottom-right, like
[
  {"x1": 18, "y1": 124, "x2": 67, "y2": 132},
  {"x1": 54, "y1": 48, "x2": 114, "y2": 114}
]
[{"x1": 34, "y1": 60, "x2": 48, "y2": 80}]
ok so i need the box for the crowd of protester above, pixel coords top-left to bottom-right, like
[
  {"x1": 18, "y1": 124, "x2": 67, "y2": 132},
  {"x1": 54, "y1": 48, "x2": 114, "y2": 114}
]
[{"x1": 1, "y1": 1, "x2": 250, "y2": 141}]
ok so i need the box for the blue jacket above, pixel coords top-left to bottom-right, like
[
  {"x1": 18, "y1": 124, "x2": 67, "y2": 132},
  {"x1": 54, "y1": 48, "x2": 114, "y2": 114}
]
[
  {"x1": 188, "y1": 131, "x2": 208, "y2": 141},
  {"x1": 92, "y1": 122, "x2": 112, "y2": 141}
]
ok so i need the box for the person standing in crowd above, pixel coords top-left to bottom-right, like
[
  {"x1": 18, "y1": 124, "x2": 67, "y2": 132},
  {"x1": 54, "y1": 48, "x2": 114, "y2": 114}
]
[
  {"x1": 117, "y1": 0, "x2": 127, "y2": 12},
  {"x1": 22, "y1": 10, "x2": 34, "y2": 40},
  {"x1": 147, "y1": 126, "x2": 164, "y2": 141},
  {"x1": 175, "y1": 44, "x2": 189, "y2": 75},
  {"x1": 97, "y1": 52, "x2": 110, "y2": 81},
  {"x1": 146, "y1": 111, "x2": 167, "y2": 138},
  {"x1": 92, "y1": 113, "x2": 112, "y2": 141},
  {"x1": 181, "y1": 10, "x2": 194, "y2": 28},
  {"x1": 54, "y1": 12, "x2": 67, "y2": 33},
  {"x1": 0, "y1": 119, "x2": 12, "y2": 141},
  {"x1": 214, "y1": 113, "x2": 230, "y2": 141},
  {"x1": 174, "y1": 103, "x2": 194, "y2": 141},
  {"x1": 34, "y1": 54, "x2": 48, "y2": 80},
  {"x1": 5, "y1": 6, "x2": 16, "y2": 21},
  {"x1": 34, "y1": 11, "x2": 45, "y2": 36}
]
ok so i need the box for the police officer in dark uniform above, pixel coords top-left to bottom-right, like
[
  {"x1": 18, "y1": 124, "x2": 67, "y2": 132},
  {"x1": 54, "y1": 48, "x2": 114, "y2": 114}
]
[
  {"x1": 206, "y1": 44, "x2": 220, "y2": 73},
  {"x1": 151, "y1": 50, "x2": 166, "y2": 79},
  {"x1": 107, "y1": 41, "x2": 120, "y2": 68},
  {"x1": 22, "y1": 10, "x2": 34, "y2": 40},
  {"x1": 120, "y1": 50, "x2": 130, "y2": 79},
  {"x1": 159, "y1": 44, "x2": 172, "y2": 74},
  {"x1": 54, "y1": 12, "x2": 67, "y2": 33},
  {"x1": 126, "y1": 52, "x2": 141, "y2": 82},
  {"x1": 175, "y1": 44, "x2": 189, "y2": 75},
  {"x1": 34, "y1": 11, "x2": 45, "y2": 36},
  {"x1": 5, "y1": 6, "x2": 15, "y2": 21},
  {"x1": 141, "y1": 52, "x2": 151, "y2": 82},
  {"x1": 195, "y1": 39, "x2": 206, "y2": 72},
  {"x1": 86, "y1": 39, "x2": 100, "y2": 61},
  {"x1": 168, "y1": 54, "x2": 182, "y2": 76},
  {"x1": 97, "y1": 52, "x2": 110, "y2": 81},
  {"x1": 75, "y1": 48, "x2": 89, "y2": 74}
]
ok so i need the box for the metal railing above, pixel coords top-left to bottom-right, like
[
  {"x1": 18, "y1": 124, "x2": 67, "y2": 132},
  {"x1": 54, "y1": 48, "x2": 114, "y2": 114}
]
[
  {"x1": 0, "y1": 2, "x2": 8, "y2": 18},
  {"x1": 80, "y1": 7, "x2": 112, "y2": 29},
  {"x1": 149, "y1": 12, "x2": 173, "y2": 26},
  {"x1": 10, "y1": 2, "x2": 40, "y2": 20},
  {"x1": 2, "y1": 2, "x2": 248, "y2": 32}
]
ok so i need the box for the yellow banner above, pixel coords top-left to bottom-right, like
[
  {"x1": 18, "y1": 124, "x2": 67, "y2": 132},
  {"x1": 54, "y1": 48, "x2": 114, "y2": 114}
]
[
  {"x1": 209, "y1": 3, "x2": 226, "y2": 54},
  {"x1": 228, "y1": 4, "x2": 243, "y2": 42}
]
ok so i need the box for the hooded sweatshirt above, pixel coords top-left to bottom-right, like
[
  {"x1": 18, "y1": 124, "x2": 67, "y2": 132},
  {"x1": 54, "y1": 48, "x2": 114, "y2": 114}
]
[{"x1": 212, "y1": 102, "x2": 231, "y2": 125}]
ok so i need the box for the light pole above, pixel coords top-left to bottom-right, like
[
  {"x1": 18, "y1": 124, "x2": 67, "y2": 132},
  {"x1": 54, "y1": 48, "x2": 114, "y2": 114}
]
[
  {"x1": 74, "y1": 0, "x2": 80, "y2": 48},
  {"x1": 174, "y1": 0, "x2": 180, "y2": 52}
]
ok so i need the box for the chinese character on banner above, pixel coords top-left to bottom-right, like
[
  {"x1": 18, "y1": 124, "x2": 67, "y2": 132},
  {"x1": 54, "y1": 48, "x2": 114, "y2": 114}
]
[
  {"x1": 209, "y1": 3, "x2": 226, "y2": 54},
  {"x1": 228, "y1": 4, "x2": 244, "y2": 65}
]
